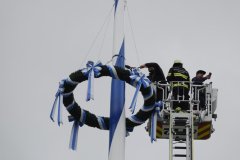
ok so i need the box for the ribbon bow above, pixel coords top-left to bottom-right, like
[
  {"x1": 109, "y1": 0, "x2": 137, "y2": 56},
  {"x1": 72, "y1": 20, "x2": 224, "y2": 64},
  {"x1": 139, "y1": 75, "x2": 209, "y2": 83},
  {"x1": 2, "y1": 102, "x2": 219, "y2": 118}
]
[
  {"x1": 150, "y1": 101, "x2": 163, "y2": 143},
  {"x1": 68, "y1": 114, "x2": 86, "y2": 150},
  {"x1": 82, "y1": 61, "x2": 102, "y2": 101},
  {"x1": 50, "y1": 79, "x2": 65, "y2": 126},
  {"x1": 129, "y1": 68, "x2": 151, "y2": 113}
]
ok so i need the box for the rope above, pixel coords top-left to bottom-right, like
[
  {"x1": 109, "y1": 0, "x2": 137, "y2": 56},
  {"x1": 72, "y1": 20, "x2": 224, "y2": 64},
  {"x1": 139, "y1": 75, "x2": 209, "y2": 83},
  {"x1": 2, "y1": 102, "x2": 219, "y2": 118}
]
[
  {"x1": 105, "y1": 54, "x2": 126, "y2": 65},
  {"x1": 80, "y1": 4, "x2": 115, "y2": 67},
  {"x1": 96, "y1": 6, "x2": 114, "y2": 61},
  {"x1": 126, "y1": 5, "x2": 141, "y2": 65},
  {"x1": 105, "y1": 57, "x2": 114, "y2": 65}
]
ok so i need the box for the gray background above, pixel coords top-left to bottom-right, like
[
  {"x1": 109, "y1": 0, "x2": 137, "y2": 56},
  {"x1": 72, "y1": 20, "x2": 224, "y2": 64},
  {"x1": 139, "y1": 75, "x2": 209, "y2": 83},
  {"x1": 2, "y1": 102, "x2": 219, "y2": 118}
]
[{"x1": 1, "y1": 0, "x2": 239, "y2": 159}]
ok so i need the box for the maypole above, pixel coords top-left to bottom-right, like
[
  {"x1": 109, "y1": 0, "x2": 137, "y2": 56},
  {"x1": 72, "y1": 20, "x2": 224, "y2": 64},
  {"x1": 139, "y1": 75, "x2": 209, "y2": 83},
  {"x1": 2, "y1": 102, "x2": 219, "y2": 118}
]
[{"x1": 109, "y1": 0, "x2": 126, "y2": 160}]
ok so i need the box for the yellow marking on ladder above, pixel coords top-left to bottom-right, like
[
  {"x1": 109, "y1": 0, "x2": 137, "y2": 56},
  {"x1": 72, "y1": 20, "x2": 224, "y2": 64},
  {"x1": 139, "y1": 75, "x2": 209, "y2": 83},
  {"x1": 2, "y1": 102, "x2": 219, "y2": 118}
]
[
  {"x1": 198, "y1": 124, "x2": 211, "y2": 133},
  {"x1": 156, "y1": 125, "x2": 162, "y2": 138},
  {"x1": 156, "y1": 132, "x2": 162, "y2": 138},
  {"x1": 157, "y1": 126, "x2": 162, "y2": 133},
  {"x1": 198, "y1": 130, "x2": 210, "y2": 139}
]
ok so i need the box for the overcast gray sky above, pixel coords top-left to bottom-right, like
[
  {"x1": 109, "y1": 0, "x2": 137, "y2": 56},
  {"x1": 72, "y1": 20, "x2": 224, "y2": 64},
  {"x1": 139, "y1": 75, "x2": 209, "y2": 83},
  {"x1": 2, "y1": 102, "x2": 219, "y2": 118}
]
[{"x1": 1, "y1": 0, "x2": 240, "y2": 160}]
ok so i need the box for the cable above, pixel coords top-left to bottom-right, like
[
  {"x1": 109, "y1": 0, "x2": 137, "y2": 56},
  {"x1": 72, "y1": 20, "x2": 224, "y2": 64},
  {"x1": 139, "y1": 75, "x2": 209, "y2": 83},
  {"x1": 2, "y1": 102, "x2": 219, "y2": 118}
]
[
  {"x1": 96, "y1": 7, "x2": 114, "y2": 61},
  {"x1": 126, "y1": 5, "x2": 141, "y2": 65},
  {"x1": 80, "y1": 4, "x2": 115, "y2": 67}
]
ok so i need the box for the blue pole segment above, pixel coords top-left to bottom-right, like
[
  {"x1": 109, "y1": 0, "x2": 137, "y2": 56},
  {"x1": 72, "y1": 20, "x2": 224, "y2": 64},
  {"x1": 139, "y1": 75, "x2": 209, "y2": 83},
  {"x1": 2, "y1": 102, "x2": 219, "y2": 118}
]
[
  {"x1": 114, "y1": 0, "x2": 119, "y2": 13},
  {"x1": 109, "y1": 40, "x2": 125, "y2": 149},
  {"x1": 109, "y1": 0, "x2": 125, "y2": 159}
]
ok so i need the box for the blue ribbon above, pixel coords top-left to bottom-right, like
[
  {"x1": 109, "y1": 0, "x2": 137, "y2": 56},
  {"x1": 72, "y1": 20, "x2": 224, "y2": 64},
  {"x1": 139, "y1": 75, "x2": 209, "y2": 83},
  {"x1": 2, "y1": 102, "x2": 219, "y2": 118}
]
[
  {"x1": 150, "y1": 101, "x2": 163, "y2": 143},
  {"x1": 68, "y1": 115, "x2": 85, "y2": 150},
  {"x1": 129, "y1": 68, "x2": 151, "y2": 114},
  {"x1": 82, "y1": 61, "x2": 102, "y2": 101},
  {"x1": 50, "y1": 79, "x2": 65, "y2": 126}
]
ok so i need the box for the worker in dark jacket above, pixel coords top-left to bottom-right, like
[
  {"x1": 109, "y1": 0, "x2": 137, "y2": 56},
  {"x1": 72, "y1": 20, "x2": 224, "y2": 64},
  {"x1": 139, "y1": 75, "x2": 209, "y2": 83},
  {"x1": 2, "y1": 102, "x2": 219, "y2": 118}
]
[
  {"x1": 139, "y1": 63, "x2": 166, "y2": 82},
  {"x1": 167, "y1": 60, "x2": 190, "y2": 110},
  {"x1": 139, "y1": 62, "x2": 167, "y2": 101},
  {"x1": 192, "y1": 70, "x2": 212, "y2": 109},
  {"x1": 192, "y1": 70, "x2": 211, "y2": 85}
]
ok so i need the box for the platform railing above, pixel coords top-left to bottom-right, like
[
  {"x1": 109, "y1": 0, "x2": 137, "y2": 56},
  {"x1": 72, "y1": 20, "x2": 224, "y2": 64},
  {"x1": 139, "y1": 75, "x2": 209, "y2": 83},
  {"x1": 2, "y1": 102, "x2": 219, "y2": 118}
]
[{"x1": 156, "y1": 81, "x2": 213, "y2": 116}]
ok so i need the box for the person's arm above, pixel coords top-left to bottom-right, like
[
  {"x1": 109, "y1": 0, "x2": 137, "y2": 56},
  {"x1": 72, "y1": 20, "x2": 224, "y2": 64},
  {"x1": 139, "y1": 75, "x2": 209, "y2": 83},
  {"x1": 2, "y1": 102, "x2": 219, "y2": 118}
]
[
  {"x1": 186, "y1": 71, "x2": 190, "y2": 88},
  {"x1": 144, "y1": 62, "x2": 159, "y2": 69},
  {"x1": 193, "y1": 72, "x2": 211, "y2": 83},
  {"x1": 125, "y1": 65, "x2": 132, "y2": 69},
  {"x1": 192, "y1": 76, "x2": 207, "y2": 84},
  {"x1": 205, "y1": 72, "x2": 212, "y2": 79},
  {"x1": 139, "y1": 62, "x2": 158, "y2": 68}
]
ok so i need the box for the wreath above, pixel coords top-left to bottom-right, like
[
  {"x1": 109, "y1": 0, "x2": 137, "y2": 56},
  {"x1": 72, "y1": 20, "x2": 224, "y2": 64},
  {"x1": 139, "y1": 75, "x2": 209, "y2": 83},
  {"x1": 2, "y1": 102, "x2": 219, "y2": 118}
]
[{"x1": 50, "y1": 61, "x2": 162, "y2": 149}]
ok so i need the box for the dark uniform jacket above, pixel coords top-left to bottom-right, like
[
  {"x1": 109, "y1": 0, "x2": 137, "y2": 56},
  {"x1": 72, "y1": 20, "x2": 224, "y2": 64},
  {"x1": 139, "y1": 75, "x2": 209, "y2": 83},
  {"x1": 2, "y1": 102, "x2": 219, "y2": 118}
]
[
  {"x1": 167, "y1": 65, "x2": 190, "y2": 89},
  {"x1": 192, "y1": 76, "x2": 208, "y2": 85},
  {"x1": 144, "y1": 63, "x2": 166, "y2": 101},
  {"x1": 167, "y1": 64, "x2": 190, "y2": 109},
  {"x1": 145, "y1": 62, "x2": 166, "y2": 83}
]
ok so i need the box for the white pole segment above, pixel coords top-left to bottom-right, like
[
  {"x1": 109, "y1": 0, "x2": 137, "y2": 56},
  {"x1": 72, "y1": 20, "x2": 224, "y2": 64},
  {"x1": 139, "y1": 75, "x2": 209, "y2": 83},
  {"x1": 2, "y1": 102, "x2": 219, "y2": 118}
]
[
  {"x1": 109, "y1": 1, "x2": 126, "y2": 160},
  {"x1": 112, "y1": 0, "x2": 125, "y2": 63}
]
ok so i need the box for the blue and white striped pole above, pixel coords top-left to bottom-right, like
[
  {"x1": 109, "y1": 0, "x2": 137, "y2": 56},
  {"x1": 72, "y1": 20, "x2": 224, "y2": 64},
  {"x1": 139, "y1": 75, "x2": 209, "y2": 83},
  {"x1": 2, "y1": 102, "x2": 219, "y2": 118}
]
[{"x1": 109, "y1": 1, "x2": 126, "y2": 160}]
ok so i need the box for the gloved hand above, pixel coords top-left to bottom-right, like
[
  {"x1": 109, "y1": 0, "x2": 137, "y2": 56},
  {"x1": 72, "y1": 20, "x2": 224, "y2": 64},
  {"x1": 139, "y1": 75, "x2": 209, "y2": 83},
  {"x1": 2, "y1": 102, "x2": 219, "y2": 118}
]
[
  {"x1": 207, "y1": 72, "x2": 212, "y2": 79},
  {"x1": 125, "y1": 65, "x2": 137, "y2": 70}
]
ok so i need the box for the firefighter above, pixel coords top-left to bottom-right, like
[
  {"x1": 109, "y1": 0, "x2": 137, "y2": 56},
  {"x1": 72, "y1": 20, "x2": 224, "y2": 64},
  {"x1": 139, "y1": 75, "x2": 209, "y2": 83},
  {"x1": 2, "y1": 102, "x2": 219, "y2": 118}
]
[{"x1": 167, "y1": 60, "x2": 190, "y2": 111}]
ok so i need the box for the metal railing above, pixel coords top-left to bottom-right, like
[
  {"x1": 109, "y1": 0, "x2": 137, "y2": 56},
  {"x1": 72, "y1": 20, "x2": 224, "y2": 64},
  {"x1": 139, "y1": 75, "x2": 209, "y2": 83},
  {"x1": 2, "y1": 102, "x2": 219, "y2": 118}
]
[{"x1": 155, "y1": 81, "x2": 213, "y2": 115}]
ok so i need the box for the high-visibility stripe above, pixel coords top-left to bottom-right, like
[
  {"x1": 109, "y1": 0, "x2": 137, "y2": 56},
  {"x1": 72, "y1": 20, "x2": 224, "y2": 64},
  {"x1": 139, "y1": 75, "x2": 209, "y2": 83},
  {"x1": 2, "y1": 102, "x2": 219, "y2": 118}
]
[
  {"x1": 198, "y1": 124, "x2": 211, "y2": 133},
  {"x1": 157, "y1": 126, "x2": 162, "y2": 133},
  {"x1": 156, "y1": 132, "x2": 162, "y2": 138},
  {"x1": 198, "y1": 130, "x2": 210, "y2": 139},
  {"x1": 168, "y1": 73, "x2": 188, "y2": 80},
  {"x1": 197, "y1": 122, "x2": 211, "y2": 139},
  {"x1": 173, "y1": 73, "x2": 188, "y2": 80},
  {"x1": 156, "y1": 123, "x2": 162, "y2": 138},
  {"x1": 172, "y1": 83, "x2": 189, "y2": 88}
]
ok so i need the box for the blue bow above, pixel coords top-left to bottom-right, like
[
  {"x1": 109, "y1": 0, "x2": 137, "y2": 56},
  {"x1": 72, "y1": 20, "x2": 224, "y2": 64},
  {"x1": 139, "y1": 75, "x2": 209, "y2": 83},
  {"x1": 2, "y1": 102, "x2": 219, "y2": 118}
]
[
  {"x1": 129, "y1": 68, "x2": 151, "y2": 114},
  {"x1": 82, "y1": 61, "x2": 102, "y2": 101},
  {"x1": 50, "y1": 79, "x2": 65, "y2": 126},
  {"x1": 68, "y1": 115, "x2": 85, "y2": 150},
  {"x1": 150, "y1": 101, "x2": 163, "y2": 143}
]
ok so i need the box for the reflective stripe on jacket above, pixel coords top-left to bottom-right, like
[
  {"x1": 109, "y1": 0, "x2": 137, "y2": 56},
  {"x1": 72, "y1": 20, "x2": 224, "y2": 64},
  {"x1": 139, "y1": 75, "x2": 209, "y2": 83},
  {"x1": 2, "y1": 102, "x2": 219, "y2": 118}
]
[
  {"x1": 172, "y1": 83, "x2": 189, "y2": 88},
  {"x1": 167, "y1": 72, "x2": 188, "y2": 80}
]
